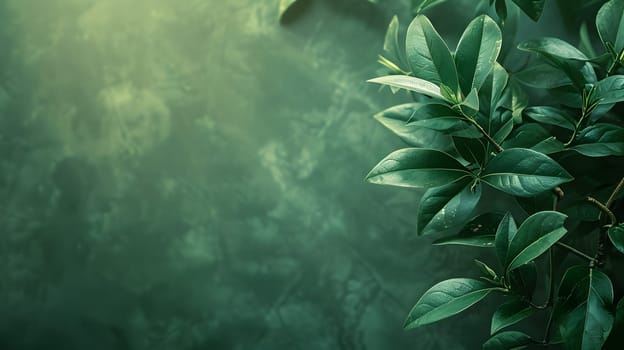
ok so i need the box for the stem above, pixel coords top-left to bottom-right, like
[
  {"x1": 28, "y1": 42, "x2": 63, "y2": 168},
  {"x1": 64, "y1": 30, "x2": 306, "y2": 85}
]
[
  {"x1": 555, "y1": 241, "x2": 599, "y2": 264},
  {"x1": 606, "y1": 176, "x2": 624, "y2": 209},
  {"x1": 468, "y1": 118, "x2": 504, "y2": 153},
  {"x1": 543, "y1": 306, "x2": 555, "y2": 344},
  {"x1": 564, "y1": 112, "x2": 588, "y2": 147},
  {"x1": 586, "y1": 196, "x2": 617, "y2": 226}
]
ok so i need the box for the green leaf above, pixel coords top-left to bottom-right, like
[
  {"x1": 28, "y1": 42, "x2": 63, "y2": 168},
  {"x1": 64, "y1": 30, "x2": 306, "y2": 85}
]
[
  {"x1": 491, "y1": 298, "x2": 536, "y2": 334},
  {"x1": 366, "y1": 148, "x2": 470, "y2": 188},
  {"x1": 383, "y1": 16, "x2": 402, "y2": 64},
  {"x1": 459, "y1": 88, "x2": 480, "y2": 117},
  {"x1": 569, "y1": 123, "x2": 624, "y2": 157},
  {"x1": 608, "y1": 224, "x2": 624, "y2": 254},
  {"x1": 483, "y1": 331, "x2": 533, "y2": 350},
  {"x1": 605, "y1": 297, "x2": 624, "y2": 348},
  {"x1": 406, "y1": 15, "x2": 460, "y2": 94},
  {"x1": 502, "y1": 124, "x2": 565, "y2": 155},
  {"x1": 368, "y1": 75, "x2": 445, "y2": 100},
  {"x1": 511, "y1": 0, "x2": 545, "y2": 21},
  {"x1": 506, "y1": 211, "x2": 567, "y2": 271},
  {"x1": 523, "y1": 106, "x2": 576, "y2": 131},
  {"x1": 417, "y1": 177, "x2": 481, "y2": 235},
  {"x1": 404, "y1": 278, "x2": 496, "y2": 329},
  {"x1": 495, "y1": 213, "x2": 517, "y2": 267},
  {"x1": 406, "y1": 103, "x2": 480, "y2": 137},
  {"x1": 433, "y1": 212, "x2": 505, "y2": 247},
  {"x1": 595, "y1": 75, "x2": 624, "y2": 104},
  {"x1": 480, "y1": 63, "x2": 509, "y2": 116},
  {"x1": 515, "y1": 62, "x2": 572, "y2": 89},
  {"x1": 518, "y1": 38, "x2": 596, "y2": 90},
  {"x1": 413, "y1": 0, "x2": 448, "y2": 14},
  {"x1": 558, "y1": 267, "x2": 614, "y2": 350},
  {"x1": 455, "y1": 15, "x2": 502, "y2": 95},
  {"x1": 482, "y1": 148, "x2": 574, "y2": 197},
  {"x1": 374, "y1": 103, "x2": 453, "y2": 150},
  {"x1": 596, "y1": 0, "x2": 624, "y2": 54},
  {"x1": 475, "y1": 259, "x2": 498, "y2": 280}
]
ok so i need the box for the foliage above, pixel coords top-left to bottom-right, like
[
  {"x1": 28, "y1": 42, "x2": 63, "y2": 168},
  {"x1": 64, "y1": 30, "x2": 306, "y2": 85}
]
[{"x1": 367, "y1": 0, "x2": 624, "y2": 348}]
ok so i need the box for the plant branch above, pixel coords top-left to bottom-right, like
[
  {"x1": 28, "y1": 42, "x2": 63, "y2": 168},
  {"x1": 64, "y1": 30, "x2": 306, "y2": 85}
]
[
  {"x1": 467, "y1": 118, "x2": 504, "y2": 153},
  {"x1": 555, "y1": 241, "x2": 598, "y2": 264},
  {"x1": 586, "y1": 196, "x2": 617, "y2": 226},
  {"x1": 606, "y1": 176, "x2": 624, "y2": 209}
]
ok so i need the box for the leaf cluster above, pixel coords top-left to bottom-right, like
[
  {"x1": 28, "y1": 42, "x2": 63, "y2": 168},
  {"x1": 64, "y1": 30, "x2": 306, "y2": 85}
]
[{"x1": 367, "y1": 1, "x2": 624, "y2": 348}]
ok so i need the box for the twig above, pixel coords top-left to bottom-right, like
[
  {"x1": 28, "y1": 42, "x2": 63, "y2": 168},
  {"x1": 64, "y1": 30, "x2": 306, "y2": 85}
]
[
  {"x1": 606, "y1": 176, "x2": 624, "y2": 209},
  {"x1": 586, "y1": 196, "x2": 617, "y2": 226},
  {"x1": 555, "y1": 241, "x2": 598, "y2": 264}
]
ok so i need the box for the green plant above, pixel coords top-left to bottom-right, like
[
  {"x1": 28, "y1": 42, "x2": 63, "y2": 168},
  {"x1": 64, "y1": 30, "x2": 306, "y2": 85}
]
[{"x1": 367, "y1": 0, "x2": 624, "y2": 348}]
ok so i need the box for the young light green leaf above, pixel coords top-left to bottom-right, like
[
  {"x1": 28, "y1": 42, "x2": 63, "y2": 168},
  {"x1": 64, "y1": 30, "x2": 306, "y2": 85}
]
[
  {"x1": 368, "y1": 75, "x2": 445, "y2": 100},
  {"x1": 406, "y1": 15, "x2": 460, "y2": 94},
  {"x1": 483, "y1": 331, "x2": 533, "y2": 350},
  {"x1": 413, "y1": 0, "x2": 448, "y2": 14},
  {"x1": 417, "y1": 178, "x2": 481, "y2": 235},
  {"x1": 374, "y1": 103, "x2": 453, "y2": 150},
  {"x1": 608, "y1": 224, "x2": 624, "y2": 254},
  {"x1": 506, "y1": 211, "x2": 567, "y2": 272},
  {"x1": 366, "y1": 148, "x2": 470, "y2": 188},
  {"x1": 559, "y1": 267, "x2": 614, "y2": 350},
  {"x1": 523, "y1": 106, "x2": 576, "y2": 131},
  {"x1": 495, "y1": 213, "x2": 517, "y2": 267},
  {"x1": 404, "y1": 278, "x2": 496, "y2": 329},
  {"x1": 511, "y1": 0, "x2": 545, "y2": 21},
  {"x1": 455, "y1": 15, "x2": 502, "y2": 95},
  {"x1": 433, "y1": 212, "x2": 505, "y2": 247},
  {"x1": 384, "y1": 16, "x2": 401, "y2": 62},
  {"x1": 482, "y1": 148, "x2": 574, "y2": 197},
  {"x1": 595, "y1": 75, "x2": 624, "y2": 104},
  {"x1": 475, "y1": 259, "x2": 498, "y2": 280},
  {"x1": 569, "y1": 124, "x2": 624, "y2": 157},
  {"x1": 491, "y1": 298, "x2": 536, "y2": 334},
  {"x1": 596, "y1": 0, "x2": 624, "y2": 54}
]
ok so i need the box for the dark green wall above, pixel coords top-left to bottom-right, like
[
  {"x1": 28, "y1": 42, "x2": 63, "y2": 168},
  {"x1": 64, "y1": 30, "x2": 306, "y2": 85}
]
[{"x1": 0, "y1": 0, "x2": 572, "y2": 349}]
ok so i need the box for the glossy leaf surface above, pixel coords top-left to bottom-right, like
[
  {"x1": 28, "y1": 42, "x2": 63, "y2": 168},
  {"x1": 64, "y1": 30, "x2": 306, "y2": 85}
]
[
  {"x1": 483, "y1": 331, "x2": 532, "y2": 350},
  {"x1": 406, "y1": 15, "x2": 459, "y2": 94},
  {"x1": 570, "y1": 124, "x2": 624, "y2": 157},
  {"x1": 454, "y1": 15, "x2": 502, "y2": 94},
  {"x1": 374, "y1": 103, "x2": 453, "y2": 150},
  {"x1": 417, "y1": 177, "x2": 481, "y2": 236},
  {"x1": 366, "y1": 148, "x2": 470, "y2": 188},
  {"x1": 558, "y1": 267, "x2": 614, "y2": 350},
  {"x1": 404, "y1": 278, "x2": 496, "y2": 329},
  {"x1": 597, "y1": 0, "x2": 624, "y2": 54},
  {"x1": 506, "y1": 211, "x2": 567, "y2": 271},
  {"x1": 608, "y1": 224, "x2": 624, "y2": 254},
  {"x1": 482, "y1": 148, "x2": 573, "y2": 197},
  {"x1": 490, "y1": 298, "x2": 535, "y2": 334},
  {"x1": 368, "y1": 75, "x2": 445, "y2": 100}
]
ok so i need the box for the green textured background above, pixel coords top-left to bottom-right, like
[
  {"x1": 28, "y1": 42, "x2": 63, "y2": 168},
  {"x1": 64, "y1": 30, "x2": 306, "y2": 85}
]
[{"x1": 0, "y1": 1, "x2": 570, "y2": 349}]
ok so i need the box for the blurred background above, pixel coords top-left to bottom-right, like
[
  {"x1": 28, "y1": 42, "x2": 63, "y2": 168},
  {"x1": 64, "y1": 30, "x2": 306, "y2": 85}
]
[{"x1": 0, "y1": 0, "x2": 582, "y2": 349}]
